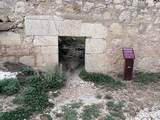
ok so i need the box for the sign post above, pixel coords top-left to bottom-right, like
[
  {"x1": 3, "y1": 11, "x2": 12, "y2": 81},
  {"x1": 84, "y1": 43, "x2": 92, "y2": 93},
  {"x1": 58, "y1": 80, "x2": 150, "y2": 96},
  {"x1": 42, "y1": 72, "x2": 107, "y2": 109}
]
[{"x1": 122, "y1": 48, "x2": 135, "y2": 80}]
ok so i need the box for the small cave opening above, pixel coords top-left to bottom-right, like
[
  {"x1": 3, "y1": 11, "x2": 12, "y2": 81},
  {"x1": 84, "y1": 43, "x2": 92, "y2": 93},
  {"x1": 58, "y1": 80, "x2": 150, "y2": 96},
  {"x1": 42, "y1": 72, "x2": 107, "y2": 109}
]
[{"x1": 58, "y1": 36, "x2": 85, "y2": 72}]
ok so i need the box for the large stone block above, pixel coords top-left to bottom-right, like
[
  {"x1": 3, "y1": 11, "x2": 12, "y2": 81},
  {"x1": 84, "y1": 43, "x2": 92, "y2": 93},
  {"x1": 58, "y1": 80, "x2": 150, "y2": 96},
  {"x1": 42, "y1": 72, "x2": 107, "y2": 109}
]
[
  {"x1": 58, "y1": 20, "x2": 82, "y2": 36},
  {"x1": 25, "y1": 16, "x2": 81, "y2": 36},
  {"x1": 81, "y1": 23, "x2": 108, "y2": 38},
  {"x1": 85, "y1": 53, "x2": 106, "y2": 73},
  {"x1": 38, "y1": 46, "x2": 58, "y2": 54},
  {"x1": 34, "y1": 36, "x2": 58, "y2": 46},
  {"x1": 86, "y1": 38, "x2": 106, "y2": 53},
  {"x1": 19, "y1": 56, "x2": 35, "y2": 66},
  {"x1": 26, "y1": 15, "x2": 63, "y2": 21},
  {"x1": 35, "y1": 46, "x2": 58, "y2": 67},
  {"x1": 25, "y1": 19, "x2": 54, "y2": 36},
  {"x1": 0, "y1": 32, "x2": 21, "y2": 45},
  {"x1": 25, "y1": 16, "x2": 59, "y2": 36},
  {"x1": 0, "y1": 56, "x2": 17, "y2": 63},
  {"x1": 36, "y1": 53, "x2": 58, "y2": 68},
  {"x1": 25, "y1": 16, "x2": 108, "y2": 38},
  {"x1": 6, "y1": 46, "x2": 20, "y2": 56},
  {"x1": 25, "y1": 16, "x2": 52, "y2": 20},
  {"x1": 25, "y1": 15, "x2": 64, "y2": 36}
]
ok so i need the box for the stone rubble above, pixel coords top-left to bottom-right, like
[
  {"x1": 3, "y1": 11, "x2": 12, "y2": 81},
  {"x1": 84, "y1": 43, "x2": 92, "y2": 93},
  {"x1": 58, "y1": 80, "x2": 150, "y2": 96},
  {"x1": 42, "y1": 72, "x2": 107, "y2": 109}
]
[{"x1": 135, "y1": 105, "x2": 160, "y2": 120}]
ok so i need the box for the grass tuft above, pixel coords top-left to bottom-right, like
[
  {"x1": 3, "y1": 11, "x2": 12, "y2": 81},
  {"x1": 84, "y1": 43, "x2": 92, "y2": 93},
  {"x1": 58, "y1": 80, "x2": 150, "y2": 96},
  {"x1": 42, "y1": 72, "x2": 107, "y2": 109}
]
[
  {"x1": 19, "y1": 66, "x2": 35, "y2": 76},
  {"x1": 106, "y1": 101, "x2": 125, "y2": 120},
  {"x1": 44, "y1": 66, "x2": 66, "y2": 90},
  {"x1": 105, "y1": 115, "x2": 115, "y2": 120},
  {"x1": 81, "y1": 104, "x2": 100, "y2": 120},
  {"x1": 23, "y1": 86, "x2": 49, "y2": 111},
  {"x1": 62, "y1": 102, "x2": 81, "y2": 120},
  {"x1": 96, "y1": 94, "x2": 102, "y2": 99},
  {"x1": 0, "y1": 107, "x2": 33, "y2": 120},
  {"x1": 0, "y1": 79, "x2": 20, "y2": 95},
  {"x1": 0, "y1": 65, "x2": 66, "y2": 120},
  {"x1": 79, "y1": 69, "x2": 124, "y2": 89},
  {"x1": 63, "y1": 106, "x2": 78, "y2": 120},
  {"x1": 134, "y1": 72, "x2": 160, "y2": 85},
  {"x1": 40, "y1": 114, "x2": 52, "y2": 120}
]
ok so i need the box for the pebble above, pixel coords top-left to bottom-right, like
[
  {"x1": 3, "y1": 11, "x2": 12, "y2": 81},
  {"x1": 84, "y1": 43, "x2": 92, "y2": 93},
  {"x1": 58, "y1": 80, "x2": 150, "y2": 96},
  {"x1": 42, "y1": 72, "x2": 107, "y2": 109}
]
[{"x1": 135, "y1": 105, "x2": 160, "y2": 120}]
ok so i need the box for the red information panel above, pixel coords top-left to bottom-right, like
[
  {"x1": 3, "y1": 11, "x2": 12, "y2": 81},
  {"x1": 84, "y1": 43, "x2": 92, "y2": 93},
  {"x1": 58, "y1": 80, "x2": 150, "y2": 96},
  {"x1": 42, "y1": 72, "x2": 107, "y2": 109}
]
[{"x1": 123, "y1": 48, "x2": 135, "y2": 59}]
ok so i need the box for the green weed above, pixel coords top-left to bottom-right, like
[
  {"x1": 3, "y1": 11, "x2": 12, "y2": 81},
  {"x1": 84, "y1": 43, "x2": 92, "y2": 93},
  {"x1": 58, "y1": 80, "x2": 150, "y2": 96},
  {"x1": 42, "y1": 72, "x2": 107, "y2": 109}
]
[
  {"x1": 104, "y1": 115, "x2": 115, "y2": 120},
  {"x1": 62, "y1": 102, "x2": 81, "y2": 120},
  {"x1": 19, "y1": 66, "x2": 35, "y2": 76},
  {"x1": 106, "y1": 101, "x2": 125, "y2": 120},
  {"x1": 96, "y1": 94, "x2": 102, "y2": 99},
  {"x1": 44, "y1": 66, "x2": 66, "y2": 90},
  {"x1": 63, "y1": 107, "x2": 78, "y2": 120},
  {"x1": 81, "y1": 104, "x2": 100, "y2": 120},
  {"x1": 40, "y1": 114, "x2": 52, "y2": 120},
  {"x1": 0, "y1": 65, "x2": 66, "y2": 120},
  {"x1": 0, "y1": 79, "x2": 20, "y2": 95},
  {"x1": 79, "y1": 69, "x2": 124, "y2": 89},
  {"x1": 23, "y1": 86, "x2": 49, "y2": 111},
  {"x1": 0, "y1": 107, "x2": 33, "y2": 120},
  {"x1": 134, "y1": 72, "x2": 160, "y2": 85}
]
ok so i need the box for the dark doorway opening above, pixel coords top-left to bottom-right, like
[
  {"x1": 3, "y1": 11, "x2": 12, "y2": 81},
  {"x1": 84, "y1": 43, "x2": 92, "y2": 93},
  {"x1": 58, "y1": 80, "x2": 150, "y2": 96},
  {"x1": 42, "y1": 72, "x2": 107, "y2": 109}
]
[{"x1": 58, "y1": 36, "x2": 85, "y2": 72}]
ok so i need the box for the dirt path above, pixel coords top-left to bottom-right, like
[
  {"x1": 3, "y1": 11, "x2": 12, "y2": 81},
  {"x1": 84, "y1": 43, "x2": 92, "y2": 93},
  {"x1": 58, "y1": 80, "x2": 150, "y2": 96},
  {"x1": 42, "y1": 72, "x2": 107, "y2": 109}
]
[
  {"x1": 47, "y1": 71, "x2": 107, "y2": 119},
  {"x1": 53, "y1": 70, "x2": 104, "y2": 106}
]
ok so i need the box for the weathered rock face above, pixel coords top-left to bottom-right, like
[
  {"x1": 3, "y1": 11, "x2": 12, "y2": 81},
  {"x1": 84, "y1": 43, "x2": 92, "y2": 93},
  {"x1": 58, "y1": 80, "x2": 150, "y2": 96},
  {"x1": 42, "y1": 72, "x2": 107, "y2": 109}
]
[
  {"x1": 0, "y1": 0, "x2": 160, "y2": 73},
  {"x1": 0, "y1": 23, "x2": 13, "y2": 31}
]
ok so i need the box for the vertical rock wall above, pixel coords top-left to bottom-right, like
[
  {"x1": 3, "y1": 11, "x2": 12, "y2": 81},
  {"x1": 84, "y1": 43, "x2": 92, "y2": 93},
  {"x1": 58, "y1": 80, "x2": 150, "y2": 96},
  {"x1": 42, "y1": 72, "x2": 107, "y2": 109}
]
[{"x1": 0, "y1": 0, "x2": 160, "y2": 73}]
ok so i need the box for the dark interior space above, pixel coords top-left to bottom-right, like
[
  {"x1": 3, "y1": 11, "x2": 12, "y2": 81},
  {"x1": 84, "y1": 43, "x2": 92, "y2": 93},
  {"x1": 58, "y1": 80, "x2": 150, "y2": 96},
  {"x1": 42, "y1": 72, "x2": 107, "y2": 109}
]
[{"x1": 58, "y1": 36, "x2": 85, "y2": 72}]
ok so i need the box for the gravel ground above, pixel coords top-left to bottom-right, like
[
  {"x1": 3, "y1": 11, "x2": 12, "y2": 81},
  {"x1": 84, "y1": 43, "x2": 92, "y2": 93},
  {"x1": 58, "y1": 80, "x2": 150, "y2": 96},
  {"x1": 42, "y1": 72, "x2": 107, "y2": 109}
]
[
  {"x1": 41, "y1": 71, "x2": 160, "y2": 120},
  {"x1": 0, "y1": 68, "x2": 159, "y2": 120},
  {"x1": 0, "y1": 95, "x2": 18, "y2": 112}
]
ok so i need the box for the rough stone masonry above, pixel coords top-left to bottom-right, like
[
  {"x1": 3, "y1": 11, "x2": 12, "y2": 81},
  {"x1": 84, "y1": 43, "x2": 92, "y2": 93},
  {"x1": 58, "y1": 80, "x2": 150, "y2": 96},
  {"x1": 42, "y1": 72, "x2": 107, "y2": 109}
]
[{"x1": 0, "y1": 0, "x2": 160, "y2": 74}]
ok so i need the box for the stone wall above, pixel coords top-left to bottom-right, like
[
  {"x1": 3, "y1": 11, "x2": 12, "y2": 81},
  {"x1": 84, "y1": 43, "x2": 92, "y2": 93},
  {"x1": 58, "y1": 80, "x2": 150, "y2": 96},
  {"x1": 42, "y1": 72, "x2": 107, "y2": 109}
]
[{"x1": 0, "y1": 0, "x2": 160, "y2": 73}]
